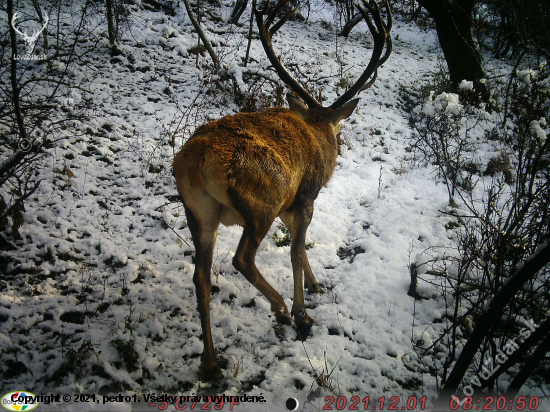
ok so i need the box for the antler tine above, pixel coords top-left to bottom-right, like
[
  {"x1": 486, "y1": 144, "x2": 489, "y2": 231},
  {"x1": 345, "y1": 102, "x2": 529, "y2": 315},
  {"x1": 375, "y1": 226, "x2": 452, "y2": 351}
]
[
  {"x1": 265, "y1": 0, "x2": 289, "y2": 29},
  {"x1": 11, "y1": 12, "x2": 24, "y2": 36},
  {"x1": 329, "y1": 0, "x2": 392, "y2": 109},
  {"x1": 259, "y1": 0, "x2": 299, "y2": 35},
  {"x1": 253, "y1": 0, "x2": 320, "y2": 108},
  {"x1": 271, "y1": 6, "x2": 298, "y2": 35},
  {"x1": 378, "y1": 34, "x2": 392, "y2": 67},
  {"x1": 357, "y1": 1, "x2": 380, "y2": 40},
  {"x1": 356, "y1": 0, "x2": 392, "y2": 92},
  {"x1": 379, "y1": 0, "x2": 392, "y2": 33},
  {"x1": 359, "y1": 70, "x2": 377, "y2": 92},
  {"x1": 360, "y1": 0, "x2": 392, "y2": 32},
  {"x1": 11, "y1": 11, "x2": 49, "y2": 38},
  {"x1": 359, "y1": 35, "x2": 392, "y2": 91}
]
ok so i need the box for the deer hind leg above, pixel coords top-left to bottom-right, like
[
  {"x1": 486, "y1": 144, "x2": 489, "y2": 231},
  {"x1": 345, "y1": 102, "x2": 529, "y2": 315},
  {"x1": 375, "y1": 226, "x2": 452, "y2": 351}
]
[
  {"x1": 279, "y1": 199, "x2": 317, "y2": 334},
  {"x1": 232, "y1": 218, "x2": 291, "y2": 325},
  {"x1": 183, "y1": 197, "x2": 223, "y2": 380}
]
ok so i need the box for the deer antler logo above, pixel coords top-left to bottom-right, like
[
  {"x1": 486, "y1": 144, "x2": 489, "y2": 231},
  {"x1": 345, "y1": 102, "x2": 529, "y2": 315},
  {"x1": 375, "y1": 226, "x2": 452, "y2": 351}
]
[{"x1": 11, "y1": 12, "x2": 49, "y2": 56}]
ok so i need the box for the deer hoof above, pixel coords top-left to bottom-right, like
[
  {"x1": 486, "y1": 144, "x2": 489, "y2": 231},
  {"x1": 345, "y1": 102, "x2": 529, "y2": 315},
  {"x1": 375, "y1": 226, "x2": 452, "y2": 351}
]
[
  {"x1": 275, "y1": 312, "x2": 292, "y2": 325},
  {"x1": 292, "y1": 310, "x2": 314, "y2": 332},
  {"x1": 306, "y1": 282, "x2": 321, "y2": 294}
]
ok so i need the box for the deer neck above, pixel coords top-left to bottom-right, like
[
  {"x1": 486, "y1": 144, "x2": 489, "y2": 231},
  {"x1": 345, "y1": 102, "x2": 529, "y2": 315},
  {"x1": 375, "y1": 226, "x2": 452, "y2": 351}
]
[{"x1": 304, "y1": 118, "x2": 339, "y2": 187}]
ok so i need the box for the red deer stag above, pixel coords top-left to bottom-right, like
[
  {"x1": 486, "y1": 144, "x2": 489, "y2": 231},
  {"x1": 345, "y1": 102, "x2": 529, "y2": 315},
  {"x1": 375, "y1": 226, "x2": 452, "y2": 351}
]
[{"x1": 173, "y1": 0, "x2": 392, "y2": 379}]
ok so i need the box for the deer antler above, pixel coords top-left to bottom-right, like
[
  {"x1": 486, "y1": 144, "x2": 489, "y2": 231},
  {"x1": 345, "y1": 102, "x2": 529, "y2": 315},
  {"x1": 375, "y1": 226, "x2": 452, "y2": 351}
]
[
  {"x1": 29, "y1": 13, "x2": 49, "y2": 41},
  {"x1": 37, "y1": 13, "x2": 49, "y2": 37},
  {"x1": 253, "y1": 0, "x2": 391, "y2": 110},
  {"x1": 253, "y1": 0, "x2": 321, "y2": 108},
  {"x1": 11, "y1": 12, "x2": 25, "y2": 38},
  {"x1": 329, "y1": 0, "x2": 392, "y2": 109}
]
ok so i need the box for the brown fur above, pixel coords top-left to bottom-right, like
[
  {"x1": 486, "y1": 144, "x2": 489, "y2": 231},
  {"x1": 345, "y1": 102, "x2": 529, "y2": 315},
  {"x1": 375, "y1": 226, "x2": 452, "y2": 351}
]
[
  {"x1": 173, "y1": 96, "x2": 358, "y2": 379},
  {"x1": 174, "y1": 108, "x2": 337, "y2": 212}
]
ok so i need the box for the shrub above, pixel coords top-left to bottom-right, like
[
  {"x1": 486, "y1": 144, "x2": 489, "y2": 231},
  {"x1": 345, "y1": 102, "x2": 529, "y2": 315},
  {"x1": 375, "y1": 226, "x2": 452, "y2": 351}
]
[{"x1": 408, "y1": 64, "x2": 550, "y2": 397}]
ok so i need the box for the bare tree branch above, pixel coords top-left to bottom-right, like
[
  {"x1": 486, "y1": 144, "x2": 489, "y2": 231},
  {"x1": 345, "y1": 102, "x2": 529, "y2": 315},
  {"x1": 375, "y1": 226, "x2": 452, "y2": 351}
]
[
  {"x1": 182, "y1": 0, "x2": 220, "y2": 69},
  {"x1": 436, "y1": 241, "x2": 550, "y2": 404}
]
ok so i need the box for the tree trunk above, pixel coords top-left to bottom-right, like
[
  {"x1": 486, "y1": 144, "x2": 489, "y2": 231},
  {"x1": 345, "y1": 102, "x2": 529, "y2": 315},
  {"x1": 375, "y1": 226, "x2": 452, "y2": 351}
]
[
  {"x1": 416, "y1": 0, "x2": 487, "y2": 97},
  {"x1": 106, "y1": 0, "x2": 117, "y2": 49}
]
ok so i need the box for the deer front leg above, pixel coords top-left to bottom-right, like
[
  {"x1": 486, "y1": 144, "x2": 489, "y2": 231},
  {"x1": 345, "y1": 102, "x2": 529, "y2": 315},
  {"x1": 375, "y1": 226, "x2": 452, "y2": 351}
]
[
  {"x1": 282, "y1": 200, "x2": 315, "y2": 334},
  {"x1": 303, "y1": 249, "x2": 321, "y2": 293},
  {"x1": 280, "y1": 208, "x2": 321, "y2": 294},
  {"x1": 233, "y1": 225, "x2": 291, "y2": 325}
]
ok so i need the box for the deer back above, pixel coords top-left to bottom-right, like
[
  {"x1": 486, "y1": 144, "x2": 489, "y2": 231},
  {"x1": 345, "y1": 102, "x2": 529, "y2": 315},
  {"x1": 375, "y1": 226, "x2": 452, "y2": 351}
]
[{"x1": 173, "y1": 107, "x2": 339, "y2": 218}]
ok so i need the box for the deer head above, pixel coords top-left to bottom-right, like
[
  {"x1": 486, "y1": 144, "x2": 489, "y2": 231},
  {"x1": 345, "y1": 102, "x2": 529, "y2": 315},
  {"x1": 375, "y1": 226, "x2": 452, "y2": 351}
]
[
  {"x1": 173, "y1": 0, "x2": 391, "y2": 380},
  {"x1": 11, "y1": 12, "x2": 49, "y2": 56}
]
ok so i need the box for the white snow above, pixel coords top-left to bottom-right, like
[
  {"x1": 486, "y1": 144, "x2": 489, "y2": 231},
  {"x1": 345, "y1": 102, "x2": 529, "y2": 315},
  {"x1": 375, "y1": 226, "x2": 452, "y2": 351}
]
[
  {"x1": 517, "y1": 69, "x2": 536, "y2": 85},
  {"x1": 458, "y1": 80, "x2": 474, "y2": 91},
  {"x1": 0, "y1": 2, "x2": 548, "y2": 412},
  {"x1": 420, "y1": 92, "x2": 463, "y2": 117},
  {"x1": 530, "y1": 120, "x2": 547, "y2": 141}
]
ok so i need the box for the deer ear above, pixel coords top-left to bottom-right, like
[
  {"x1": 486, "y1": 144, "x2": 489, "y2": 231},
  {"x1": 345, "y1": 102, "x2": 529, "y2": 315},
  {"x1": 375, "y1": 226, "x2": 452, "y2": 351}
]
[
  {"x1": 287, "y1": 94, "x2": 309, "y2": 119},
  {"x1": 331, "y1": 99, "x2": 359, "y2": 124}
]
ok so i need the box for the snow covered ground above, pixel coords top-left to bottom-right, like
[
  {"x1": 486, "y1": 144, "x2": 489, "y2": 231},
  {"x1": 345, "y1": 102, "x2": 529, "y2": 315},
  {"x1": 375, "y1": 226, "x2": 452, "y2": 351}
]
[{"x1": 1, "y1": 1, "x2": 548, "y2": 411}]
